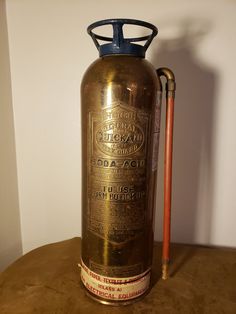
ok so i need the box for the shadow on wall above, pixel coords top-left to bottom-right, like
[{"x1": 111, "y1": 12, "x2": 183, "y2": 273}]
[{"x1": 151, "y1": 20, "x2": 217, "y2": 245}]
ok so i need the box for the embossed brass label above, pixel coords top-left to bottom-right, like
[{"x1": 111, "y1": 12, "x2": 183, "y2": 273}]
[
  {"x1": 95, "y1": 120, "x2": 144, "y2": 156},
  {"x1": 87, "y1": 102, "x2": 150, "y2": 243}
]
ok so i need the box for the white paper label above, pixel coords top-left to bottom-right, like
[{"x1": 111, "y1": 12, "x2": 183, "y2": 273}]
[{"x1": 80, "y1": 259, "x2": 151, "y2": 301}]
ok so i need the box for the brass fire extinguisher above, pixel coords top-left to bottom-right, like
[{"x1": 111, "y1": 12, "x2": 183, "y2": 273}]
[{"x1": 80, "y1": 18, "x2": 176, "y2": 305}]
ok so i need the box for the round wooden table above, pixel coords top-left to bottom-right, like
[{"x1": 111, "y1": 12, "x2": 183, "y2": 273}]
[{"x1": 0, "y1": 238, "x2": 235, "y2": 313}]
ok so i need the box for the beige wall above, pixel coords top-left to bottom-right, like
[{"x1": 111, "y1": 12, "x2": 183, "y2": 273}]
[
  {"x1": 0, "y1": 0, "x2": 22, "y2": 271},
  {"x1": 4, "y1": 0, "x2": 236, "y2": 254}
]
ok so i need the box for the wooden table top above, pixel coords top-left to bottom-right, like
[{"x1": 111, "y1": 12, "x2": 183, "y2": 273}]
[{"x1": 0, "y1": 237, "x2": 235, "y2": 313}]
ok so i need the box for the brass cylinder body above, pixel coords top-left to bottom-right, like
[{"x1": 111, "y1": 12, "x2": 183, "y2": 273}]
[{"x1": 81, "y1": 55, "x2": 162, "y2": 305}]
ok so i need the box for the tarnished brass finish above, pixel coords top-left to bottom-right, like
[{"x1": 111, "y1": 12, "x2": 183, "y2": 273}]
[{"x1": 81, "y1": 55, "x2": 161, "y2": 304}]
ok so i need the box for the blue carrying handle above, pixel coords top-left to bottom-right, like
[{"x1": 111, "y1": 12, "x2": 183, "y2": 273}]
[{"x1": 87, "y1": 18, "x2": 158, "y2": 57}]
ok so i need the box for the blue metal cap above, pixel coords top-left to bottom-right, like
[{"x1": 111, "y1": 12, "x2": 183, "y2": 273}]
[{"x1": 87, "y1": 18, "x2": 158, "y2": 58}]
